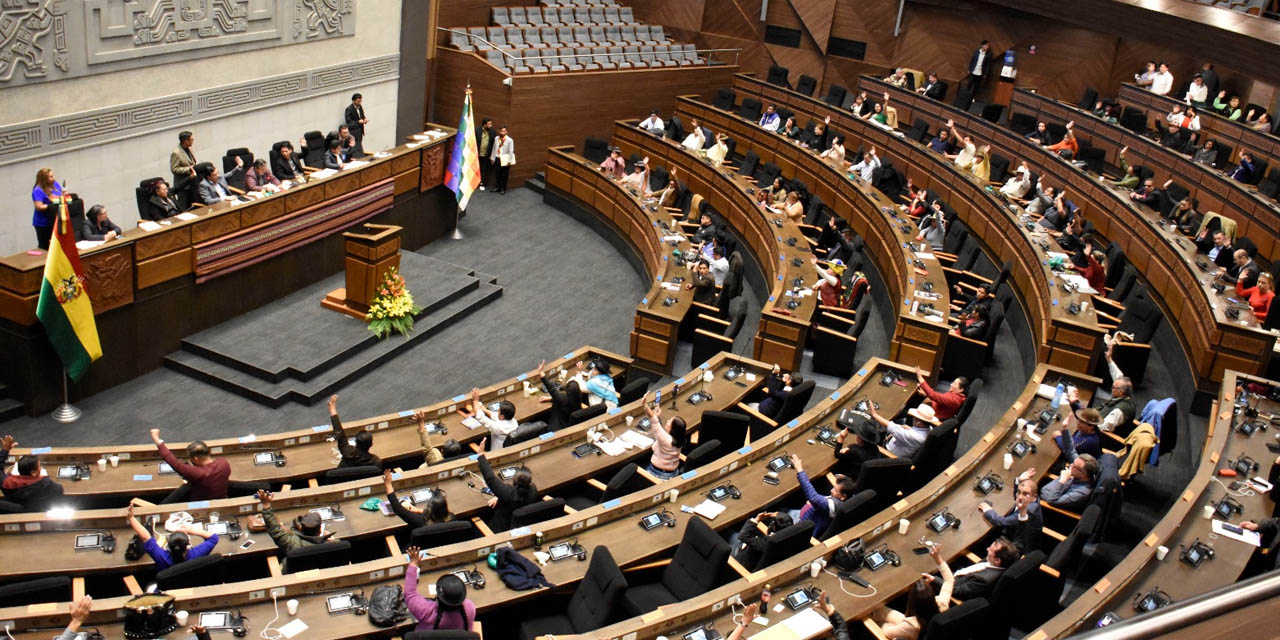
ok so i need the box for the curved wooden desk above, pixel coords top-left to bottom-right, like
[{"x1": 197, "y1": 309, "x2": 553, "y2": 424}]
[
  {"x1": 0, "y1": 352, "x2": 768, "y2": 582},
  {"x1": 0, "y1": 348, "x2": 629, "y2": 500},
  {"x1": 1, "y1": 356, "x2": 917, "y2": 638},
  {"x1": 1030, "y1": 370, "x2": 1278, "y2": 638},
  {"x1": 605, "y1": 123, "x2": 822, "y2": 373},
  {"x1": 549, "y1": 363, "x2": 1101, "y2": 640},
  {"x1": 708, "y1": 78, "x2": 1106, "y2": 374},
  {"x1": 859, "y1": 75, "x2": 1275, "y2": 405}
]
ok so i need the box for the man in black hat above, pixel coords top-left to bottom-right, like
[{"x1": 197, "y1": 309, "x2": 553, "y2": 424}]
[
  {"x1": 831, "y1": 410, "x2": 884, "y2": 477},
  {"x1": 1054, "y1": 407, "x2": 1103, "y2": 460},
  {"x1": 256, "y1": 490, "x2": 333, "y2": 571}
]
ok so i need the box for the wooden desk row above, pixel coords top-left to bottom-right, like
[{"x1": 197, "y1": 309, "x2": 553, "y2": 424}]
[
  {"x1": 1, "y1": 356, "x2": 917, "y2": 637},
  {"x1": 1030, "y1": 370, "x2": 1279, "y2": 638},
  {"x1": 554, "y1": 362, "x2": 1102, "y2": 640},
  {"x1": 0, "y1": 351, "x2": 766, "y2": 582},
  {"x1": 1009, "y1": 87, "x2": 1280, "y2": 257},
  {"x1": 668, "y1": 94, "x2": 954, "y2": 375},
  {"x1": 1117, "y1": 82, "x2": 1280, "y2": 180},
  {"x1": 858, "y1": 75, "x2": 1275, "y2": 403},
  {"x1": 0, "y1": 348, "x2": 629, "y2": 500},
  {"x1": 717, "y1": 77, "x2": 1107, "y2": 374},
  {"x1": 607, "y1": 123, "x2": 820, "y2": 373}
]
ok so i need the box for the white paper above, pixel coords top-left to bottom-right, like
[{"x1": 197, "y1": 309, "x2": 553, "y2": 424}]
[
  {"x1": 779, "y1": 607, "x2": 833, "y2": 635},
  {"x1": 1211, "y1": 519, "x2": 1261, "y2": 546},
  {"x1": 461, "y1": 416, "x2": 482, "y2": 430},
  {"x1": 176, "y1": 213, "x2": 199, "y2": 221},
  {"x1": 661, "y1": 282, "x2": 681, "y2": 291},
  {"x1": 1036, "y1": 384, "x2": 1057, "y2": 399},
  {"x1": 914, "y1": 290, "x2": 941, "y2": 300},
  {"x1": 344, "y1": 160, "x2": 369, "y2": 170},
  {"x1": 406, "y1": 141, "x2": 425, "y2": 148},
  {"x1": 745, "y1": 373, "x2": 757, "y2": 382},
  {"x1": 75, "y1": 240, "x2": 103, "y2": 250},
  {"x1": 597, "y1": 438, "x2": 631, "y2": 456},
  {"x1": 619, "y1": 430, "x2": 654, "y2": 449},
  {"x1": 310, "y1": 169, "x2": 338, "y2": 179},
  {"x1": 278, "y1": 618, "x2": 309, "y2": 639},
  {"x1": 138, "y1": 221, "x2": 161, "y2": 232},
  {"x1": 1059, "y1": 273, "x2": 1098, "y2": 295},
  {"x1": 914, "y1": 251, "x2": 936, "y2": 260},
  {"x1": 692, "y1": 499, "x2": 726, "y2": 520},
  {"x1": 662, "y1": 234, "x2": 685, "y2": 243}
]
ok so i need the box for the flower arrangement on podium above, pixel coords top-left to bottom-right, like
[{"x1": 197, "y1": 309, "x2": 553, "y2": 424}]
[{"x1": 366, "y1": 267, "x2": 421, "y2": 338}]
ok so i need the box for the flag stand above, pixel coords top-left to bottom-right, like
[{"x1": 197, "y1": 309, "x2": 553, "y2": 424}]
[
  {"x1": 450, "y1": 204, "x2": 465, "y2": 240},
  {"x1": 51, "y1": 370, "x2": 81, "y2": 423}
]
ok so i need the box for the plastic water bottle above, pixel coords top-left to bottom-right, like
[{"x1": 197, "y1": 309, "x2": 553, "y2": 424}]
[{"x1": 1050, "y1": 382, "x2": 1064, "y2": 410}]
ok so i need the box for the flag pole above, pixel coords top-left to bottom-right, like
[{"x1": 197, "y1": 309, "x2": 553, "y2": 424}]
[
  {"x1": 451, "y1": 203, "x2": 465, "y2": 240},
  {"x1": 51, "y1": 369, "x2": 81, "y2": 423}
]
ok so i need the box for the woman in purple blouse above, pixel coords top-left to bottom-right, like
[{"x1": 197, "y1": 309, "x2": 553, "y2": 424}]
[{"x1": 403, "y1": 545, "x2": 477, "y2": 631}]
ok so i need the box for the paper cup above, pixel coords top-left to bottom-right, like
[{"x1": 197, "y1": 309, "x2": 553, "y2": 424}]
[
  {"x1": 703, "y1": 370, "x2": 714, "y2": 383},
  {"x1": 175, "y1": 611, "x2": 189, "y2": 626},
  {"x1": 209, "y1": 512, "x2": 220, "y2": 524},
  {"x1": 1203, "y1": 505, "x2": 1215, "y2": 520},
  {"x1": 668, "y1": 488, "x2": 679, "y2": 503},
  {"x1": 287, "y1": 599, "x2": 299, "y2": 616},
  {"x1": 1016, "y1": 418, "x2": 1027, "y2": 431},
  {"x1": 109, "y1": 455, "x2": 120, "y2": 468},
  {"x1": 898, "y1": 518, "x2": 910, "y2": 535},
  {"x1": 97, "y1": 458, "x2": 108, "y2": 472},
  {"x1": 1003, "y1": 453, "x2": 1014, "y2": 470},
  {"x1": 1156, "y1": 545, "x2": 1169, "y2": 561},
  {"x1": 625, "y1": 415, "x2": 634, "y2": 428}
]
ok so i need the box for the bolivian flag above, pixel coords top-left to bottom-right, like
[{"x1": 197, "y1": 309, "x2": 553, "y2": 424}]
[{"x1": 36, "y1": 197, "x2": 102, "y2": 381}]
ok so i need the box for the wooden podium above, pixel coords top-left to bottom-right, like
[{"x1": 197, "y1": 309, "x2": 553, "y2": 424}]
[{"x1": 321, "y1": 224, "x2": 403, "y2": 320}]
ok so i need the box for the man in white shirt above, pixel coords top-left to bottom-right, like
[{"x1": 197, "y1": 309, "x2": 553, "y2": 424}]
[
  {"x1": 709, "y1": 244, "x2": 730, "y2": 287},
  {"x1": 869, "y1": 403, "x2": 939, "y2": 458},
  {"x1": 945, "y1": 119, "x2": 976, "y2": 169},
  {"x1": 849, "y1": 147, "x2": 881, "y2": 182},
  {"x1": 759, "y1": 105, "x2": 781, "y2": 131},
  {"x1": 620, "y1": 159, "x2": 649, "y2": 192},
  {"x1": 639, "y1": 110, "x2": 664, "y2": 136},
  {"x1": 1150, "y1": 63, "x2": 1173, "y2": 96},
  {"x1": 1184, "y1": 74, "x2": 1208, "y2": 108},
  {"x1": 470, "y1": 388, "x2": 518, "y2": 450}
]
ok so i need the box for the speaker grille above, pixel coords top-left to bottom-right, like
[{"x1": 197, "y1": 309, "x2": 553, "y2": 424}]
[
  {"x1": 764, "y1": 25, "x2": 802, "y2": 48},
  {"x1": 829, "y1": 37, "x2": 867, "y2": 60}
]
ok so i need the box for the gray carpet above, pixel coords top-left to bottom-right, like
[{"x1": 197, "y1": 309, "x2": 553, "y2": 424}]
[{"x1": 0, "y1": 188, "x2": 643, "y2": 447}]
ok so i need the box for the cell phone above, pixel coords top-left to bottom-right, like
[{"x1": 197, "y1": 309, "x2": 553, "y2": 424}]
[
  {"x1": 239, "y1": 539, "x2": 256, "y2": 550},
  {"x1": 912, "y1": 546, "x2": 931, "y2": 555}
]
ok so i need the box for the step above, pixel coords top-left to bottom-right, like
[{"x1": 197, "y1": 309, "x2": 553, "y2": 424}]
[
  {"x1": 176, "y1": 256, "x2": 487, "y2": 383},
  {"x1": 525, "y1": 172, "x2": 547, "y2": 196},
  {"x1": 164, "y1": 281, "x2": 503, "y2": 407},
  {"x1": 0, "y1": 398, "x2": 22, "y2": 422}
]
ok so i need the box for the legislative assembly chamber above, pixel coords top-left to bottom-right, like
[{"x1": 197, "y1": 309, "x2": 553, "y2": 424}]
[{"x1": 2, "y1": 0, "x2": 1280, "y2": 638}]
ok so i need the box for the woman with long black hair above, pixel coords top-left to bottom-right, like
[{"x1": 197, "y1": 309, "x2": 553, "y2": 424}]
[{"x1": 125, "y1": 504, "x2": 219, "y2": 571}]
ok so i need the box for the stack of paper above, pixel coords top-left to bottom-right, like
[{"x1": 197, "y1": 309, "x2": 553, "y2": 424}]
[
  {"x1": 138, "y1": 221, "x2": 161, "y2": 232},
  {"x1": 619, "y1": 430, "x2": 654, "y2": 449},
  {"x1": 597, "y1": 438, "x2": 631, "y2": 456},
  {"x1": 75, "y1": 240, "x2": 103, "y2": 250},
  {"x1": 461, "y1": 416, "x2": 482, "y2": 430},
  {"x1": 692, "y1": 499, "x2": 726, "y2": 520},
  {"x1": 176, "y1": 213, "x2": 199, "y2": 221}
]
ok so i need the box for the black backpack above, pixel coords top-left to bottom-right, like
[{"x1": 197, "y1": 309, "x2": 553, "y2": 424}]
[{"x1": 367, "y1": 584, "x2": 410, "y2": 627}]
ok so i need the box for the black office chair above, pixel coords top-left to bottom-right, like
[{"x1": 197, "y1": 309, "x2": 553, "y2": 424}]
[
  {"x1": 952, "y1": 87, "x2": 973, "y2": 111},
  {"x1": 750, "y1": 520, "x2": 814, "y2": 571},
  {"x1": 517, "y1": 547, "x2": 628, "y2": 640},
  {"x1": 1119, "y1": 106, "x2": 1147, "y2": 134},
  {"x1": 0, "y1": 500, "x2": 24, "y2": 513},
  {"x1": 569, "y1": 403, "x2": 607, "y2": 426},
  {"x1": 409, "y1": 521, "x2": 479, "y2": 549},
  {"x1": 283, "y1": 540, "x2": 352, "y2": 574},
  {"x1": 712, "y1": 88, "x2": 736, "y2": 111},
  {"x1": 919, "y1": 597, "x2": 988, "y2": 640},
  {"x1": 823, "y1": 85, "x2": 848, "y2": 108},
  {"x1": 773, "y1": 379, "x2": 817, "y2": 427},
  {"x1": 302, "y1": 130, "x2": 327, "y2": 167},
  {"x1": 811, "y1": 321, "x2": 859, "y2": 379},
  {"x1": 681, "y1": 438, "x2": 722, "y2": 472},
  {"x1": 738, "y1": 97, "x2": 762, "y2": 122},
  {"x1": 136, "y1": 177, "x2": 163, "y2": 220},
  {"x1": 565, "y1": 463, "x2": 651, "y2": 511},
  {"x1": 320, "y1": 465, "x2": 381, "y2": 485},
  {"x1": 906, "y1": 419, "x2": 961, "y2": 492},
  {"x1": 908, "y1": 118, "x2": 930, "y2": 143},
  {"x1": 0, "y1": 576, "x2": 71, "y2": 606},
  {"x1": 156, "y1": 553, "x2": 226, "y2": 590},
  {"x1": 583, "y1": 136, "x2": 610, "y2": 163},
  {"x1": 852, "y1": 458, "x2": 914, "y2": 512},
  {"x1": 1078, "y1": 87, "x2": 1099, "y2": 110},
  {"x1": 617, "y1": 377, "x2": 649, "y2": 406},
  {"x1": 222, "y1": 148, "x2": 252, "y2": 190},
  {"x1": 795, "y1": 74, "x2": 817, "y2": 97},
  {"x1": 738, "y1": 151, "x2": 760, "y2": 179},
  {"x1": 699, "y1": 411, "x2": 750, "y2": 459},
  {"x1": 405, "y1": 631, "x2": 481, "y2": 640},
  {"x1": 821, "y1": 489, "x2": 876, "y2": 539},
  {"x1": 766, "y1": 64, "x2": 790, "y2": 89},
  {"x1": 511, "y1": 497, "x2": 567, "y2": 528},
  {"x1": 1009, "y1": 112, "x2": 1037, "y2": 136},
  {"x1": 188, "y1": 161, "x2": 215, "y2": 206},
  {"x1": 506, "y1": 420, "x2": 551, "y2": 446},
  {"x1": 622, "y1": 518, "x2": 731, "y2": 616}
]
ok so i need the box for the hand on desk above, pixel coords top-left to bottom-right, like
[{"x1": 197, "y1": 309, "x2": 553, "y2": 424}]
[{"x1": 978, "y1": 501, "x2": 992, "y2": 513}]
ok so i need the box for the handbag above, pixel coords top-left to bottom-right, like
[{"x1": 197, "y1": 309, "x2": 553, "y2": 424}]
[
  {"x1": 122, "y1": 592, "x2": 178, "y2": 639},
  {"x1": 830, "y1": 538, "x2": 865, "y2": 572},
  {"x1": 247, "y1": 514, "x2": 266, "y2": 532},
  {"x1": 367, "y1": 584, "x2": 409, "y2": 627}
]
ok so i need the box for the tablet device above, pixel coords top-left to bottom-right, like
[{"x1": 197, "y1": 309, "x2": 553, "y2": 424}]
[
  {"x1": 708, "y1": 486, "x2": 731, "y2": 501},
  {"x1": 1182, "y1": 545, "x2": 1207, "y2": 567},
  {"x1": 199, "y1": 612, "x2": 235, "y2": 629},
  {"x1": 1215, "y1": 500, "x2": 1236, "y2": 520},
  {"x1": 975, "y1": 475, "x2": 999, "y2": 494},
  {"x1": 410, "y1": 489, "x2": 434, "y2": 505},
  {"x1": 767, "y1": 456, "x2": 790, "y2": 472},
  {"x1": 451, "y1": 569, "x2": 473, "y2": 584},
  {"x1": 326, "y1": 593, "x2": 357, "y2": 614},
  {"x1": 927, "y1": 513, "x2": 951, "y2": 532},
  {"x1": 1010, "y1": 441, "x2": 1033, "y2": 458},
  {"x1": 785, "y1": 588, "x2": 813, "y2": 610},
  {"x1": 74, "y1": 533, "x2": 102, "y2": 550},
  {"x1": 683, "y1": 629, "x2": 711, "y2": 640},
  {"x1": 253, "y1": 452, "x2": 276, "y2": 466},
  {"x1": 310, "y1": 507, "x2": 339, "y2": 521},
  {"x1": 57, "y1": 466, "x2": 81, "y2": 479},
  {"x1": 864, "y1": 549, "x2": 889, "y2": 571},
  {"x1": 500, "y1": 466, "x2": 520, "y2": 481},
  {"x1": 640, "y1": 513, "x2": 665, "y2": 530},
  {"x1": 549, "y1": 542, "x2": 575, "y2": 561}
]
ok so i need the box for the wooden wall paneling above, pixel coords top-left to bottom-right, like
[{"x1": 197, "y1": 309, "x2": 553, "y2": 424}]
[
  {"x1": 701, "y1": 0, "x2": 766, "y2": 41},
  {"x1": 787, "y1": 0, "x2": 836, "y2": 54}
]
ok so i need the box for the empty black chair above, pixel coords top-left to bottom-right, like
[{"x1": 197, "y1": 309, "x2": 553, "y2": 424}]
[
  {"x1": 665, "y1": 114, "x2": 684, "y2": 141},
  {"x1": 1009, "y1": 112, "x2": 1037, "y2": 135},
  {"x1": 823, "y1": 85, "x2": 848, "y2": 107},
  {"x1": 1078, "y1": 87, "x2": 1099, "y2": 110},
  {"x1": 713, "y1": 88, "x2": 735, "y2": 111},
  {"x1": 622, "y1": 518, "x2": 731, "y2": 616},
  {"x1": 699, "y1": 411, "x2": 750, "y2": 458},
  {"x1": 617, "y1": 377, "x2": 649, "y2": 406},
  {"x1": 320, "y1": 465, "x2": 381, "y2": 485},
  {"x1": 405, "y1": 631, "x2": 481, "y2": 640},
  {"x1": 981, "y1": 103, "x2": 1005, "y2": 124},
  {"x1": 907, "y1": 419, "x2": 960, "y2": 491},
  {"x1": 506, "y1": 420, "x2": 551, "y2": 446},
  {"x1": 566, "y1": 463, "x2": 651, "y2": 511},
  {"x1": 988, "y1": 153, "x2": 1010, "y2": 183},
  {"x1": 852, "y1": 458, "x2": 914, "y2": 512},
  {"x1": 0, "y1": 576, "x2": 71, "y2": 606},
  {"x1": 1119, "y1": 106, "x2": 1147, "y2": 134},
  {"x1": 156, "y1": 553, "x2": 226, "y2": 590},
  {"x1": 919, "y1": 597, "x2": 988, "y2": 640},
  {"x1": 812, "y1": 319, "x2": 859, "y2": 378},
  {"x1": 1077, "y1": 146, "x2": 1106, "y2": 175},
  {"x1": 302, "y1": 130, "x2": 326, "y2": 167},
  {"x1": 681, "y1": 438, "x2": 723, "y2": 472},
  {"x1": 766, "y1": 64, "x2": 790, "y2": 88},
  {"x1": 512, "y1": 497, "x2": 567, "y2": 528},
  {"x1": 284, "y1": 540, "x2": 352, "y2": 574},
  {"x1": 1046, "y1": 505, "x2": 1100, "y2": 572},
  {"x1": 569, "y1": 403, "x2": 607, "y2": 425},
  {"x1": 738, "y1": 151, "x2": 759, "y2": 178},
  {"x1": 795, "y1": 74, "x2": 817, "y2": 96},
  {"x1": 409, "y1": 520, "x2": 479, "y2": 549},
  {"x1": 738, "y1": 97, "x2": 762, "y2": 122},
  {"x1": 583, "y1": 136, "x2": 610, "y2": 163},
  {"x1": 750, "y1": 520, "x2": 814, "y2": 571},
  {"x1": 983, "y1": 550, "x2": 1047, "y2": 635},
  {"x1": 952, "y1": 86, "x2": 973, "y2": 111},
  {"x1": 518, "y1": 546, "x2": 628, "y2": 640},
  {"x1": 821, "y1": 489, "x2": 876, "y2": 539},
  {"x1": 908, "y1": 118, "x2": 929, "y2": 143}
]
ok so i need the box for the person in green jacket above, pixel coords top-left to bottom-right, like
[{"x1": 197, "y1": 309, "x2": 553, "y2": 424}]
[
  {"x1": 1112, "y1": 146, "x2": 1140, "y2": 189},
  {"x1": 1213, "y1": 91, "x2": 1243, "y2": 120},
  {"x1": 257, "y1": 490, "x2": 334, "y2": 571}
]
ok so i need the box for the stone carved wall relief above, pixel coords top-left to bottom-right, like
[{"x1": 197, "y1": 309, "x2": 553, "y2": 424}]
[{"x1": 0, "y1": 0, "x2": 69, "y2": 82}]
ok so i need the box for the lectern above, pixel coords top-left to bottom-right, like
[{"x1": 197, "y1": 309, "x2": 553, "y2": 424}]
[{"x1": 321, "y1": 223, "x2": 403, "y2": 320}]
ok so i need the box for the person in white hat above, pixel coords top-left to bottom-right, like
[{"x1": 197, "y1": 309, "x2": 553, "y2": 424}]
[{"x1": 868, "y1": 402, "x2": 939, "y2": 458}]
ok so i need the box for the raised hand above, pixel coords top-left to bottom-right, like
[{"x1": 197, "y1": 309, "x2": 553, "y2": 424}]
[
  {"x1": 0, "y1": 435, "x2": 14, "y2": 451},
  {"x1": 149, "y1": 428, "x2": 162, "y2": 444},
  {"x1": 405, "y1": 545, "x2": 424, "y2": 568},
  {"x1": 383, "y1": 470, "x2": 395, "y2": 494},
  {"x1": 328, "y1": 394, "x2": 338, "y2": 415},
  {"x1": 256, "y1": 489, "x2": 273, "y2": 508}
]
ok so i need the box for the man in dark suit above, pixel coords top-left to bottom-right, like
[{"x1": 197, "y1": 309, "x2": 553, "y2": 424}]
[
  {"x1": 196, "y1": 161, "x2": 243, "y2": 205},
  {"x1": 1196, "y1": 229, "x2": 1234, "y2": 266},
  {"x1": 964, "y1": 40, "x2": 993, "y2": 94},
  {"x1": 980, "y1": 478, "x2": 1042, "y2": 554},
  {"x1": 1128, "y1": 178, "x2": 1163, "y2": 210},
  {"x1": 831, "y1": 411, "x2": 884, "y2": 479},
  {"x1": 327, "y1": 126, "x2": 357, "y2": 159},
  {"x1": 917, "y1": 72, "x2": 946, "y2": 101},
  {"x1": 344, "y1": 93, "x2": 367, "y2": 157},
  {"x1": 1222, "y1": 249, "x2": 1260, "y2": 288},
  {"x1": 475, "y1": 118, "x2": 495, "y2": 191},
  {"x1": 272, "y1": 143, "x2": 306, "y2": 181},
  {"x1": 950, "y1": 536, "x2": 1021, "y2": 600},
  {"x1": 822, "y1": 220, "x2": 857, "y2": 264},
  {"x1": 687, "y1": 259, "x2": 716, "y2": 305},
  {"x1": 324, "y1": 139, "x2": 347, "y2": 170},
  {"x1": 1199, "y1": 63, "x2": 1219, "y2": 102}
]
